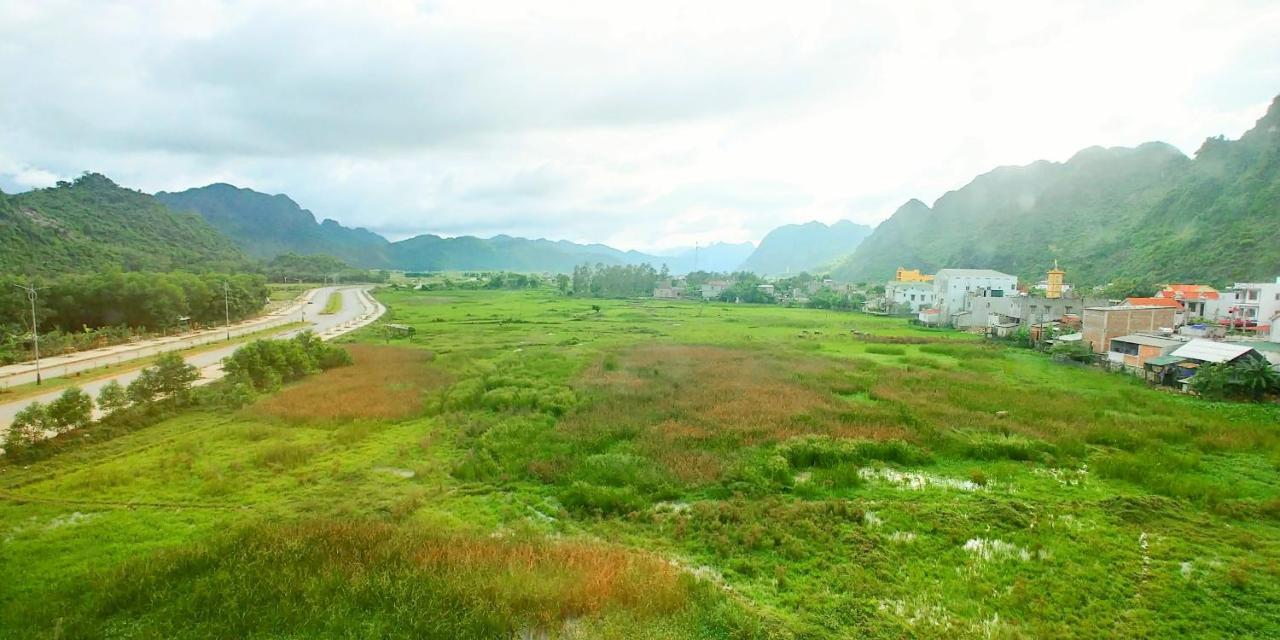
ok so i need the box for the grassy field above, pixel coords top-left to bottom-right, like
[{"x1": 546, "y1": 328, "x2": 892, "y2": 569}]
[
  {"x1": 319, "y1": 290, "x2": 343, "y2": 315},
  {"x1": 2, "y1": 288, "x2": 1278, "y2": 638}
]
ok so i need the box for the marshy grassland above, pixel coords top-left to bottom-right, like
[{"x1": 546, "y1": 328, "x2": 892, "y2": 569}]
[{"x1": 2, "y1": 288, "x2": 1278, "y2": 638}]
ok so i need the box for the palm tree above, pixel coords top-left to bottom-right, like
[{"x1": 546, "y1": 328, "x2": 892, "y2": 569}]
[{"x1": 1235, "y1": 357, "x2": 1279, "y2": 402}]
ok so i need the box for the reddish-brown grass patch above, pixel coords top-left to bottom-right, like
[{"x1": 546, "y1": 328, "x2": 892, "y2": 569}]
[
  {"x1": 561, "y1": 345, "x2": 908, "y2": 481},
  {"x1": 251, "y1": 345, "x2": 450, "y2": 422}
]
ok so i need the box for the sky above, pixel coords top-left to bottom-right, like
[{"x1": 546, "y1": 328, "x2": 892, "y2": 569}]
[{"x1": 2, "y1": 1, "x2": 1278, "y2": 252}]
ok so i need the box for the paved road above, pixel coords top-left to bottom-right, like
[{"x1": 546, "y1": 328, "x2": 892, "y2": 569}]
[
  {"x1": 0, "y1": 289, "x2": 326, "y2": 389},
  {"x1": 0, "y1": 286, "x2": 384, "y2": 429}
]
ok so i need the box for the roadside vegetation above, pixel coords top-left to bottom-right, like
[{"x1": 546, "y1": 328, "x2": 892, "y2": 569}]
[
  {"x1": 319, "y1": 290, "x2": 343, "y2": 315},
  {"x1": 2, "y1": 289, "x2": 1277, "y2": 638}
]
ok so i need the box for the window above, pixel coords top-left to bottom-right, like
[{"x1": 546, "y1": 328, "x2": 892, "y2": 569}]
[{"x1": 1110, "y1": 341, "x2": 1139, "y2": 356}]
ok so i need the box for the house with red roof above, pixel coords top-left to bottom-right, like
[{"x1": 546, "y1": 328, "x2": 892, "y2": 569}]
[{"x1": 1154, "y1": 284, "x2": 1225, "y2": 320}]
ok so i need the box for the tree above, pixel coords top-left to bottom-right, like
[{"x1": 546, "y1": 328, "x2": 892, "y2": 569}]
[
  {"x1": 5, "y1": 402, "x2": 49, "y2": 452},
  {"x1": 97, "y1": 380, "x2": 129, "y2": 415},
  {"x1": 46, "y1": 387, "x2": 93, "y2": 432},
  {"x1": 1234, "y1": 357, "x2": 1278, "y2": 401},
  {"x1": 1190, "y1": 362, "x2": 1232, "y2": 400},
  {"x1": 127, "y1": 368, "x2": 162, "y2": 405},
  {"x1": 153, "y1": 352, "x2": 199, "y2": 399},
  {"x1": 555, "y1": 273, "x2": 570, "y2": 294}
]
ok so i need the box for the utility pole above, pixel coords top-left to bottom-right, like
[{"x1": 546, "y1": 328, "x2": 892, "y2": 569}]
[
  {"x1": 223, "y1": 281, "x2": 232, "y2": 341},
  {"x1": 13, "y1": 283, "x2": 45, "y2": 384}
]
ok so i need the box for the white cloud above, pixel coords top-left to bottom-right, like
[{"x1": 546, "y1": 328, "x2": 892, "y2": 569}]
[{"x1": 1, "y1": 0, "x2": 1278, "y2": 250}]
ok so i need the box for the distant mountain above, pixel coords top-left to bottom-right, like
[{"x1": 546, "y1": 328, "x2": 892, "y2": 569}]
[
  {"x1": 156, "y1": 183, "x2": 762, "y2": 274},
  {"x1": 0, "y1": 173, "x2": 247, "y2": 275},
  {"x1": 834, "y1": 97, "x2": 1280, "y2": 285},
  {"x1": 649, "y1": 242, "x2": 756, "y2": 273},
  {"x1": 156, "y1": 184, "x2": 392, "y2": 267},
  {"x1": 739, "y1": 220, "x2": 872, "y2": 275}
]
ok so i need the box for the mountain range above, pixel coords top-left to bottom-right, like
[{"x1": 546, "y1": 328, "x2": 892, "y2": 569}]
[
  {"x1": 5, "y1": 94, "x2": 1278, "y2": 282},
  {"x1": 833, "y1": 95, "x2": 1280, "y2": 285}
]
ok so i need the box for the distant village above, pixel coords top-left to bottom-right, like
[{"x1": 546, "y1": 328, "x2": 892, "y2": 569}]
[{"x1": 652, "y1": 265, "x2": 1280, "y2": 394}]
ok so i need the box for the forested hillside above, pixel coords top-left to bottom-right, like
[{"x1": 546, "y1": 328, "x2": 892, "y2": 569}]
[
  {"x1": 834, "y1": 95, "x2": 1280, "y2": 285},
  {"x1": 740, "y1": 220, "x2": 871, "y2": 275},
  {"x1": 156, "y1": 184, "x2": 392, "y2": 268},
  {"x1": 0, "y1": 174, "x2": 248, "y2": 275}
]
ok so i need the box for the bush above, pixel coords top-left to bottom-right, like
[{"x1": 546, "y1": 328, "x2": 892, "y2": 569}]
[
  {"x1": 4, "y1": 402, "x2": 49, "y2": 453},
  {"x1": 97, "y1": 380, "x2": 129, "y2": 415},
  {"x1": 560, "y1": 481, "x2": 647, "y2": 515},
  {"x1": 47, "y1": 387, "x2": 93, "y2": 432},
  {"x1": 222, "y1": 332, "x2": 352, "y2": 393}
]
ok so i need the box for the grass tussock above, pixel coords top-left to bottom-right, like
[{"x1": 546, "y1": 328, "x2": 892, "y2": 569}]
[
  {"x1": 25, "y1": 520, "x2": 738, "y2": 639},
  {"x1": 251, "y1": 345, "x2": 450, "y2": 422}
]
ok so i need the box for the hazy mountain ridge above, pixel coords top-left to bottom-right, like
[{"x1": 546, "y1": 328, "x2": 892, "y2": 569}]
[
  {"x1": 833, "y1": 95, "x2": 1280, "y2": 284},
  {"x1": 739, "y1": 220, "x2": 872, "y2": 275},
  {"x1": 159, "y1": 184, "x2": 758, "y2": 273}
]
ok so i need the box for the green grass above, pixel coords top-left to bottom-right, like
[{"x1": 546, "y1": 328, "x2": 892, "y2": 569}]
[
  {"x1": 319, "y1": 290, "x2": 343, "y2": 315},
  {"x1": 2, "y1": 288, "x2": 1278, "y2": 638}
]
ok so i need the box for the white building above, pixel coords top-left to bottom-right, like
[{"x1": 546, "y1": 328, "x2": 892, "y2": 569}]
[
  {"x1": 1228, "y1": 278, "x2": 1280, "y2": 333},
  {"x1": 933, "y1": 269, "x2": 1019, "y2": 325},
  {"x1": 701, "y1": 280, "x2": 730, "y2": 300},
  {"x1": 884, "y1": 281, "x2": 934, "y2": 313}
]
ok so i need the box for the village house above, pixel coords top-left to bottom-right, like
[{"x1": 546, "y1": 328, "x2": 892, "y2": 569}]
[
  {"x1": 1124, "y1": 296, "x2": 1184, "y2": 326},
  {"x1": 1106, "y1": 333, "x2": 1186, "y2": 370},
  {"x1": 1155, "y1": 284, "x2": 1225, "y2": 320},
  {"x1": 1227, "y1": 278, "x2": 1280, "y2": 332},
  {"x1": 933, "y1": 268, "x2": 1018, "y2": 326},
  {"x1": 1081, "y1": 304, "x2": 1178, "y2": 354},
  {"x1": 700, "y1": 279, "x2": 730, "y2": 300},
  {"x1": 884, "y1": 280, "x2": 935, "y2": 314},
  {"x1": 1154, "y1": 339, "x2": 1273, "y2": 392},
  {"x1": 653, "y1": 279, "x2": 684, "y2": 299}
]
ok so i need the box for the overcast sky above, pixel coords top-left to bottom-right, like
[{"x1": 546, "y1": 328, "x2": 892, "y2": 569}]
[{"x1": 2, "y1": 1, "x2": 1278, "y2": 251}]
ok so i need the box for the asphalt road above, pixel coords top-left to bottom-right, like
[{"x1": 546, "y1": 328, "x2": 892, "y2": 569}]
[{"x1": 0, "y1": 286, "x2": 384, "y2": 429}]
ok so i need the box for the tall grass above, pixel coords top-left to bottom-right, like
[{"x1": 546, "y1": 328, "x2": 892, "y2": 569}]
[
  {"x1": 14, "y1": 520, "x2": 751, "y2": 639},
  {"x1": 251, "y1": 345, "x2": 450, "y2": 422}
]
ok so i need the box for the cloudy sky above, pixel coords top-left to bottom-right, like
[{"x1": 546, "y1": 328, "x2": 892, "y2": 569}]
[{"x1": 2, "y1": 1, "x2": 1278, "y2": 251}]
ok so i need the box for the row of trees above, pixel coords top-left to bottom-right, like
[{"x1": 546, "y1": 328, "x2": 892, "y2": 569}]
[
  {"x1": 3, "y1": 332, "x2": 353, "y2": 460},
  {"x1": 569, "y1": 264, "x2": 663, "y2": 298},
  {"x1": 0, "y1": 271, "x2": 268, "y2": 333},
  {"x1": 0, "y1": 271, "x2": 269, "y2": 365},
  {"x1": 3, "y1": 352, "x2": 198, "y2": 457},
  {"x1": 264, "y1": 253, "x2": 388, "y2": 284}
]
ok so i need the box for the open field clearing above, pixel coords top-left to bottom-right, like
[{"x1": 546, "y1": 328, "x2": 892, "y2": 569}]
[{"x1": 2, "y1": 289, "x2": 1278, "y2": 638}]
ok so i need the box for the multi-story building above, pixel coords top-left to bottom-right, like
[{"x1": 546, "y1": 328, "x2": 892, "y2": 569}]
[
  {"x1": 884, "y1": 281, "x2": 935, "y2": 314},
  {"x1": 1227, "y1": 278, "x2": 1280, "y2": 331},
  {"x1": 933, "y1": 269, "x2": 1018, "y2": 325}
]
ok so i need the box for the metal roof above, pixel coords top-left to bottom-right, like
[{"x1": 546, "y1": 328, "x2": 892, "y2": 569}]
[
  {"x1": 1144, "y1": 354, "x2": 1185, "y2": 367},
  {"x1": 1169, "y1": 339, "x2": 1258, "y2": 363},
  {"x1": 1110, "y1": 334, "x2": 1185, "y2": 348}
]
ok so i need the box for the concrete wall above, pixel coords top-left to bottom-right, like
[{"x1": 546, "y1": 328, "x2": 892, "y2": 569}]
[{"x1": 1083, "y1": 307, "x2": 1178, "y2": 354}]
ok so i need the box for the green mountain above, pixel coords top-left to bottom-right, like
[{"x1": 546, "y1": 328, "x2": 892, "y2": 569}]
[
  {"x1": 0, "y1": 173, "x2": 248, "y2": 275},
  {"x1": 157, "y1": 183, "x2": 759, "y2": 274},
  {"x1": 833, "y1": 95, "x2": 1280, "y2": 285},
  {"x1": 156, "y1": 184, "x2": 392, "y2": 267},
  {"x1": 739, "y1": 220, "x2": 872, "y2": 275}
]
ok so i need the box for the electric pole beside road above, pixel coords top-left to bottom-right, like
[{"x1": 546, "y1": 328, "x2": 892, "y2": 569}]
[{"x1": 13, "y1": 283, "x2": 46, "y2": 384}]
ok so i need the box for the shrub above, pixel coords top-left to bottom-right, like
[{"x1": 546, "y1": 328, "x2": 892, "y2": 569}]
[
  {"x1": 560, "y1": 481, "x2": 647, "y2": 515},
  {"x1": 47, "y1": 387, "x2": 93, "y2": 432},
  {"x1": 4, "y1": 402, "x2": 49, "y2": 453},
  {"x1": 96, "y1": 380, "x2": 129, "y2": 415}
]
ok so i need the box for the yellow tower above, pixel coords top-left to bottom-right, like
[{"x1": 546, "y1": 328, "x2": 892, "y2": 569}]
[{"x1": 1046, "y1": 261, "x2": 1065, "y2": 299}]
